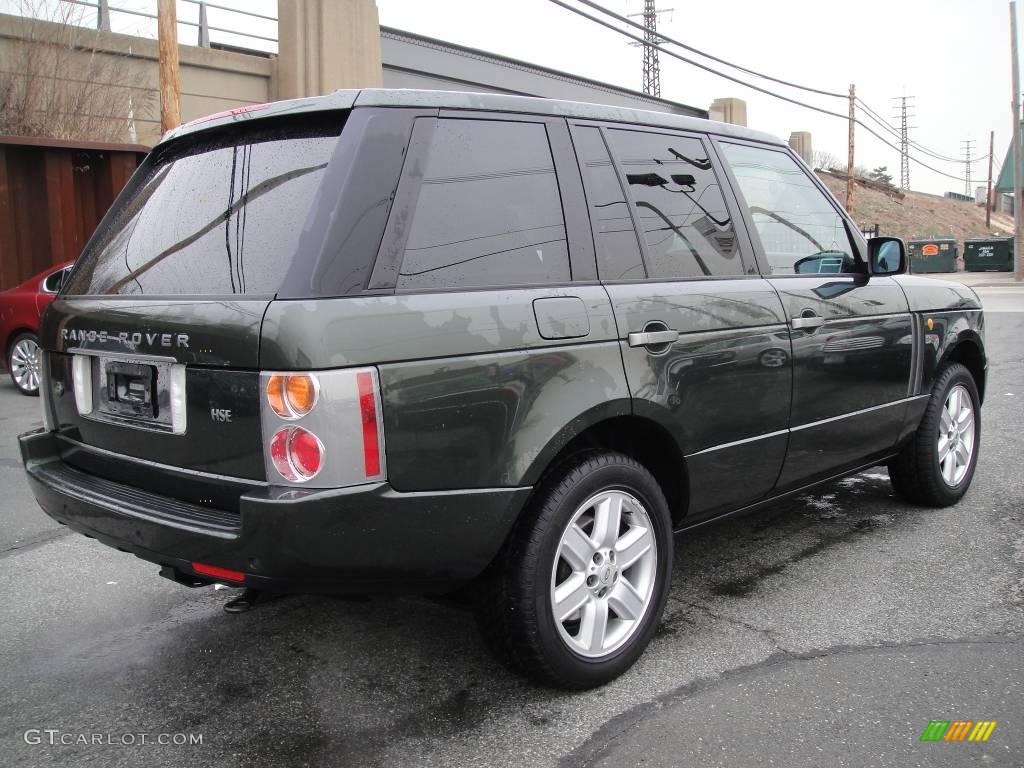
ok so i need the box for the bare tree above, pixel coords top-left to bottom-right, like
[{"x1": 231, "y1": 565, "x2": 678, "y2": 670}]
[
  {"x1": 0, "y1": 1, "x2": 155, "y2": 142},
  {"x1": 811, "y1": 149, "x2": 844, "y2": 171}
]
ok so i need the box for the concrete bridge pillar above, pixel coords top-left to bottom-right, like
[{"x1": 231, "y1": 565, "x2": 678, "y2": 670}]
[
  {"x1": 789, "y1": 131, "x2": 813, "y2": 165},
  {"x1": 709, "y1": 97, "x2": 747, "y2": 126},
  {"x1": 275, "y1": 0, "x2": 383, "y2": 100}
]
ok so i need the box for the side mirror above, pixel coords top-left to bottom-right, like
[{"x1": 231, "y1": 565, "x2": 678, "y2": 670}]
[{"x1": 868, "y1": 237, "x2": 907, "y2": 276}]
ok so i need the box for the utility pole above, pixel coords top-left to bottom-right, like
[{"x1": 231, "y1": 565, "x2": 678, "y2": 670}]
[
  {"x1": 1012, "y1": 2, "x2": 1023, "y2": 281},
  {"x1": 987, "y1": 129, "x2": 994, "y2": 228},
  {"x1": 96, "y1": 0, "x2": 111, "y2": 31},
  {"x1": 846, "y1": 83, "x2": 856, "y2": 213},
  {"x1": 157, "y1": 0, "x2": 181, "y2": 134},
  {"x1": 960, "y1": 139, "x2": 975, "y2": 197},
  {"x1": 891, "y1": 95, "x2": 915, "y2": 191}
]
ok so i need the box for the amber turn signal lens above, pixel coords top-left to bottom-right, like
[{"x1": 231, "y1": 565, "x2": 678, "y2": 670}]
[
  {"x1": 266, "y1": 374, "x2": 288, "y2": 418},
  {"x1": 266, "y1": 373, "x2": 319, "y2": 419},
  {"x1": 285, "y1": 374, "x2": 318, "y2": 417}
]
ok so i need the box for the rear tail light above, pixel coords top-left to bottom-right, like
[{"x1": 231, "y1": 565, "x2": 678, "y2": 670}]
[
  {"x1": 39, "y1": 360, "x2": 53, "y2": 431},
  {"x1": 269, "y1": 426, "x2": 325, "y2": 482},
  {"x1": 261, "y1": 367, "x2": 385, "y2": 487},
  {"x1": 266, "y1": 373, "x2": 319, "y2": 419},
  {"x1": 169, "y1": 364, "x2": 187, "y2": 434},
  {"x1": 356, "y1": 371, "x2": 381, "y2": 477},
  {"x1": 71, "y1": 354, "x2": 93, "y2": 415}
]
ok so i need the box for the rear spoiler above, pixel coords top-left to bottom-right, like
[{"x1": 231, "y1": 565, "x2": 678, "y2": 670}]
[{"x1": 159, "y1": 90, "x2": 360, "y2": 146}]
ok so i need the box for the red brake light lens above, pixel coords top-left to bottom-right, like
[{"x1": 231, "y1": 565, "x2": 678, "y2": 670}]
[
  {"x1": 192, "y1": 562, "x2": 245, "y2": 583},
  {"x1": 289, "y1": 428, "x2": 323, "y2": 478},
  {"x1": 356, "y1": 371, "x2": 381, "y2": 477},
  {"x1": 270, "y1": 426, "x2": 324, "y2": 482},
  {"x1": 270, "y1": 427, "x2": 297, "y2": 481},
  {"x1": 183, "y1": 103, "x2": 271, "y2": 128}
]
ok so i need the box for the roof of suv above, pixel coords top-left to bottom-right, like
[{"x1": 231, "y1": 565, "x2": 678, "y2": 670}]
[{"x1": 162, "y1": 88, "x2": 785, "y2": 148}]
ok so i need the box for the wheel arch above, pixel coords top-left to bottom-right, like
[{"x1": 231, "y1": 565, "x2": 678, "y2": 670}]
[
  {"x1": 524, "y1": 414, "x2": 689, "y2": 527},
  {"x1": 941, "y1": 333, "x2": 986, "y2": 403}
]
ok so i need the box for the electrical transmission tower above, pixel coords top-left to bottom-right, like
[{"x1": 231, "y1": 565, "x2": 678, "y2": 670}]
[
  {"x1": 960, "y1": 139, "x2": 975, "y2": 196},
  {"x1": 891, "y1": 95, "x2": 916, "y2": 191},
  {"x1": 629, "y1": 1, "x2": 672, "y2": 98},
  {"x1": 642, "y1": 0, "x2": 661, "y2": 97}
]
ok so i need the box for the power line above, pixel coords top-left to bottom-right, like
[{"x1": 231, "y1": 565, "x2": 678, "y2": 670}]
[
  {"x1": 863, "y1": 98, "x2": 963, "y2": 163},
  {"x1": 578, "y1": 0, "x2": 987, "y2": 172},
  {"x1": 557, "y1": 0, "x2": 981, "y2": 173},
  {"x1": 546, "y1": 0, "x2": 975, "y2": 184},
  {"x1": 547, "y1": 0, "x2": 852, "y2": 114},
  {"x1": 570, "y1": 0, "x2": 847, "y2": 98},
  {"x1": 858, "y1": 97, "x2": 973, "y2": 163}
]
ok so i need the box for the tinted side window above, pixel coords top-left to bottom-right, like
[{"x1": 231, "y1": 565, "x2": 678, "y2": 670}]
[
  {"x1": 396, "y1": 119, "x2": 570, "y2": 290},
  {"x1": 605, "y1": 128, "x2": 744, "y2": 279},
  {"x1": 572, "y1": 126, "x2": 646, "y2": 280},
  {"x1": 719, "y1": 143, "x2": 858, "y2": 275}
]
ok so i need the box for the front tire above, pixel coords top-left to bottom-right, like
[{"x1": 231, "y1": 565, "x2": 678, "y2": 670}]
[
  {"x1": 7, "y1": 332, "x2": 41, "y2": 396},
  {"x1": 889, "y1": 362, "x2": 980, "y2": 506},
  {"x1": 476, "y1": 452, "x2": 673, "y2": 689}
]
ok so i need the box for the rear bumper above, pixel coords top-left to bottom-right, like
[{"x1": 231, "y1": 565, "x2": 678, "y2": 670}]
[{"x1": 20, "y1": 429, "x2": 528, "y2": 594}]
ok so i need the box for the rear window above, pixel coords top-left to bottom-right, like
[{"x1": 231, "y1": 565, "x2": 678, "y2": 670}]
[{"x1": 64, "y1": 115, "x2": 343, "y2": 296}]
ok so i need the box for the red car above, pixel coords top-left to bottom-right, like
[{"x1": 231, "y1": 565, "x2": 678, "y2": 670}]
[{"x1": 1, "y1": 261, "x2": 74, "y2": 396}]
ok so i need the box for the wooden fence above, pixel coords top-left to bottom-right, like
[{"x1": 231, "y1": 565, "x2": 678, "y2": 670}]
[{"x1": 0, "y1": 136, "x2": 147, "y2": 291}]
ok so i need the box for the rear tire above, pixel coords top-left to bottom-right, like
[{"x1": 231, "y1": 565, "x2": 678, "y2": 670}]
[
  {"x1": 476, "y1": 452, "x2": 673, "y2": 690},
  {"x1": 888, "y1": 362, "x2": 980, "y2": 507},
  {"x1": 7, "y1": 332, "x2": 41, "y2": 397}
]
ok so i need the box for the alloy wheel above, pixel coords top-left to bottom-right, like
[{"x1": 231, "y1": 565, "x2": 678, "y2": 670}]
[
  {"x1": 10, "y1": 337, "x2": 41, "y2": 394},
  {"x1": 549, "y1": 490, "x2": 658, "y2": 658},
  {"x1": 938, "y1": 383, "x2": 975, "y2": 487}
]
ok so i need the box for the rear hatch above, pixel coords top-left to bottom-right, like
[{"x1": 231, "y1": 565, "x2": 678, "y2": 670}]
[{"x1": 42, "y1": 111, "x2": 347, "y2": 494}]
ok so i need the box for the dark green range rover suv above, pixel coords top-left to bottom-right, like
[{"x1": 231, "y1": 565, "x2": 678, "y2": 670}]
[{"x1": 20, "y1": 90, "x2": 986, "y2": 689}]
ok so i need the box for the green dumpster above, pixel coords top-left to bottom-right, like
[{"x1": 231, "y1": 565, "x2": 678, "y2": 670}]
[
  {"x1": 964, "y1": 237, "x2": 1013, "y2": 272},
  {"x1": 908, "y1": 237, "x2": 957, "y2": 273}
]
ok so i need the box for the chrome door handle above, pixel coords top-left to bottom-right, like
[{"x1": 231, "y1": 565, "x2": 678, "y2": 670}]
[
  {"x1": 628, "y1": 329, "x2": 680, "y2": 347},
  {"x1": 791, "y1": 315, "x2": 825, "y2": 330}
]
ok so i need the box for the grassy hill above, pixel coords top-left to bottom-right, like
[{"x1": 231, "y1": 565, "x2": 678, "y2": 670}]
[{"x1": 816, "y1": 172, "x2": 1014, "y2": 246}]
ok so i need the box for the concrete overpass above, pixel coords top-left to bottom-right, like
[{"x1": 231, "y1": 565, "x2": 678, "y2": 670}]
[{"x1": 0, "y1": 0, "x2": 705, "y2": 148}]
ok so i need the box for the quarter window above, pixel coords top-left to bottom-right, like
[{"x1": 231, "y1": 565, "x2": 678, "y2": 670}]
[
  {"x1": 605, "y1": 128, "x2": 745, "y2": 279},
  {"x1": 396, "y1": 119, "x2": 570, "y2": 290},
  {"x1": 719, "y1": 143, "x2": 858, "y2": 275},
  {"x1": 572, "y1": 126, "x2": 646, "y2": 281}
]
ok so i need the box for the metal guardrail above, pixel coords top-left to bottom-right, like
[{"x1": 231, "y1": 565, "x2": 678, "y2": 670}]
[{"x1": 55, "y1": 0, "x2": 278, "y2": 52}]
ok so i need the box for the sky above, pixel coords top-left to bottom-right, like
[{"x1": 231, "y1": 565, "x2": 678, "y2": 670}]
[
  {"x1": 374, "y1": 0, "x2": 1018, "y2": 197},
  {"x1": 4, "y1": 0, "x2": 1018, "y2": 196}
]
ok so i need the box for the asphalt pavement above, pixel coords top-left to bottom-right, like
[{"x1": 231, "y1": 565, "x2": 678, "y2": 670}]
[{"x1": 1, "y1": 284, "x2": 1022, "y2": 768}]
